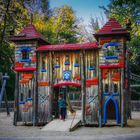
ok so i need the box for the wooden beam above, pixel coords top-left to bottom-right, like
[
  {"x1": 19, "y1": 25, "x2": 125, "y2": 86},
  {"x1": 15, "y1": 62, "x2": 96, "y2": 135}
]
[
  {"x1": 130, "y1": 85, "x2": 140, "y2": 87},
  {"x1": 80, "y1": 50, "x2": 86, "y2": 124},
  {"x1": 4, "y1": 90, "x2": 10, "y2": 116},
  {"x1": 48, "y1": 51, "x2": 54, "y2": 121},
  {"x1": 121, "y1": 40, "x2": 126, "y2": 127},
  {"x1": 98, "y1": 67, "x2": 103, "y2": 127},
  {"x1": 33, "y1": 51, "x2": 39, "y2": 126},
  {"x1": 13, "y1": 72, "x2": 19, "y2": 126}
]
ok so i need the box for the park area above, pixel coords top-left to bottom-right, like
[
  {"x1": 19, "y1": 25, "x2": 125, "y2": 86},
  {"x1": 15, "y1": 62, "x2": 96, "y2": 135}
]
[
  {"x1": 0, "y1": 0, "x2": 140, "y2": 140},
  {"x1": 0, "y1": 112, "x2": 140, "y2": 140}
]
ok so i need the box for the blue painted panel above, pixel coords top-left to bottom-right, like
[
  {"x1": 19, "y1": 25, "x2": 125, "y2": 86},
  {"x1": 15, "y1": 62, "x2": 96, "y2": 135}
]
[
  {"x1": 54, "y1": 65, "x2": 60, "y2": 68},
  {"x1": 104, "y1": 56, "x2": 118, "y2": 59},
  {"x1": 18, "y1": 101, "x2": 25, "y2": 104},
  {"x1": 104, "y1": 42, "x2": 120, "y2": 48},
  {"x1": 19, "y1": 47, "x2": 31, "y2": 51},
  {"x1": 20, "y1": 59, "x2": 31, "y2": 62},
  {"x1": 74, "y1": 64, "x2": 80, "y2": 67},
  {"x1": 19, "y1": 47, "x2": 31, "y2": 62},
  {"x1": 26, "y1": 98, "x2": 32, "y2": 101},
  {"x1": 41, "y1": 69, "x2": 47, "y2": 72},
  {"x1": 88, "y1": 67, "x2": 95, "y2": 71},
  {"x1": 65, "y1": 61, "x2": 70, "y2": 65},
  {"x1": 103, "y1": 96, "x2": 119, "y2": 124}
]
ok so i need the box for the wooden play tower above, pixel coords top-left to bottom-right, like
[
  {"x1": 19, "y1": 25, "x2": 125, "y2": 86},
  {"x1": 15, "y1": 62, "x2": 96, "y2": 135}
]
[{"x1": 10, "y1": 18, "x2": 130, "y2": 127}]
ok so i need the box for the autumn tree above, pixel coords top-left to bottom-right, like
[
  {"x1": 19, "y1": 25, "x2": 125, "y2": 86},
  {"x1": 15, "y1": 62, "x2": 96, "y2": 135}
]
[{"x1": 34, "y1": 5, "x2": 78, "y2": 44}]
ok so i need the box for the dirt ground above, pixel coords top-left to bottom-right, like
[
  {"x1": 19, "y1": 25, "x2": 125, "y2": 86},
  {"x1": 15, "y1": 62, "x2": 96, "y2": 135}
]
[{"x1": 0, "y1": 112, "x2": 140, "y2": 138}]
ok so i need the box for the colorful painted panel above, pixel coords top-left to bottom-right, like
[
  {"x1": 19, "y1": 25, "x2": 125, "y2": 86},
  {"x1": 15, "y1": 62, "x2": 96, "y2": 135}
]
[
  {"x1": 18, "y1": 72, "x2": 34, "y2": 122},
  {"x1": 99, "y1": 39, "x2": 124, "y2": 68}
]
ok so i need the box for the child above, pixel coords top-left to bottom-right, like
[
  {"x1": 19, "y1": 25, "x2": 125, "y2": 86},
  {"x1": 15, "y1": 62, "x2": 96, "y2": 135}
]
[{"x1": 58, "y1": 96, "x2": 66, "y2": 120}]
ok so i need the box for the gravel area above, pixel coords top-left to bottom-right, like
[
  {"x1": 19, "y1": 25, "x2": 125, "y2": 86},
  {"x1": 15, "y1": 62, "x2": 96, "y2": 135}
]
[{"x1": 0, "y1": 112, "x2": 140, "y2": 138}]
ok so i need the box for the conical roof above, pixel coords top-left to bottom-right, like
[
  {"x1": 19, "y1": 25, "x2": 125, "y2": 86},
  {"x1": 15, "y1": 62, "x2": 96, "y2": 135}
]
[
  {"x1": 9, "y1": 24, "x2": 49, "y2": 44},
  {"x1": 94, "y1": 18, "x2": 130, "y2": 39}
]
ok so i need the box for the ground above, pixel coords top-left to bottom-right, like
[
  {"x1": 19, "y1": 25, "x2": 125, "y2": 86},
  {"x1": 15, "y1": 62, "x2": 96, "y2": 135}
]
[{"x1": 0, "y1": 112, "x2": 140, "y2": 140}]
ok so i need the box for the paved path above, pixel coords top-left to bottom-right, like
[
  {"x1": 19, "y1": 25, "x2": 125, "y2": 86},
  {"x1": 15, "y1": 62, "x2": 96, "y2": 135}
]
[
  {"x1": 0, "y1": 112, "x2": 140, "y2": 139},
  {"x1": 0, "y1": 134, "x2": 140, "y2": 140}
]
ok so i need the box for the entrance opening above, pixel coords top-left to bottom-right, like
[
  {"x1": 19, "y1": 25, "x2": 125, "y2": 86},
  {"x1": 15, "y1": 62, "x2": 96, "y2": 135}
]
[
  {"x1": 106, "y1": 99, "x2": 116, "y2": 120},
  {"x1": 103, "y1": 97, "x2": 119, "y2": 124},
  {"x1": 52, "y1": 82, "x2": 81, "y2": 119}
]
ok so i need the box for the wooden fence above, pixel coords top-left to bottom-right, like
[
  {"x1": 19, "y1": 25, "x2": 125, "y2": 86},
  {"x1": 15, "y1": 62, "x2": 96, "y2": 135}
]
[{"x1": 0, "y1": 100, "x2": 140, "y2": 112}]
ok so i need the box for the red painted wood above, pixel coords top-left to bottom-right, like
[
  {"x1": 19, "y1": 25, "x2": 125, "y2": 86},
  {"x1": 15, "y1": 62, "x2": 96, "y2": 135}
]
[
  {"x1": 15, "y1": 67, "x2": 36, "y2": 71},
  {"x1": 99, "y1": 65, "x2": 123, "y2": 69},
  {"x1": 9, "y1": 24, "x2": 48, "y2": 44},
  {"x1": 53, "y1": 82, "x2": 81, "y2": 87},
  {"x1": 94, "y1": 18, "x2": 129, "y2": 36},
  {"x1": 37, "y1": 42, "x2": 98, "y2": 51}
]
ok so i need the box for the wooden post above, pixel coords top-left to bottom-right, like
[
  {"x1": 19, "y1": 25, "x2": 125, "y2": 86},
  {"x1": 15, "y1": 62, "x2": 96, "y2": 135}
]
[
  {"x1": 121, "y1": 40, "x2": 126, "y2": 127},
  {"x1": 121, "y1": 67, "x2": 124, "y2": 127},
  {"x1": 126, "y1": 50, "x2": 131, "y2": 119},
  {"x1": 4, "y1": 90, "x2": 10, "y2": 116},
  {"x1": 124, "y1": 41, "x2": 127, "y2": 125},
  {"x1": 48, "y1": 51, "x2": 54, "y2": 121},
  {"x1": 13, "y1": 72, "x2": 19, "y2": 126},
  {"x1": 127, "y1": 54, "x2": 131, "y2": 119},
  {"x1": 33, "y1": 52, "x2": 39, "y2": 126},
  {"x1": 80, "y1": 50, "x2": 86, "y2": 124},
  {"x1": 98, "y1": 62, "x2": 102, "y2": 127}
]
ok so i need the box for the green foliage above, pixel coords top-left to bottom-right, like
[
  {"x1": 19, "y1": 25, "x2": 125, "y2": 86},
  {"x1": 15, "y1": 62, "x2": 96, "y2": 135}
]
[
  {"x1": 100, "y1": 0, "x2": 140, "y2": 99},
  {"x1": 100, "y1": 0, "x2": 140, "y2": 71},
  {"x1": 0, "y1": 0, "x2": 30, "y2": 100},
  {"x1": 106, "y1": 47, "x2": 115, "y2": 56},
  {"x1": 0, "y1": 1, "x2": 79, "y2": 100},
  {"x1": 34, "y1": 5, "x2": 78, "y2": 44}
]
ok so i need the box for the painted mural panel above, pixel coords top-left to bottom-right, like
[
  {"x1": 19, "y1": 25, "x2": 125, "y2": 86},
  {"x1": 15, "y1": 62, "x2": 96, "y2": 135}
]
[
  {"x1": 18, "y1": 72, "x2": 34, "y2": 122},
  {"x1": 99, "y1": 37, "x2": 124, "y2": 124},
  {"x1": 15, "y1": 42, "x2": 37, "y2": 69},
  {"x1": 85, "y1": 50, "x2": 99, "y2": 123},
  {"x1": 38, "y1": 53, "x2": 50, "y2": 123},
  {"x1": 53, "y1": 51, "x2": 81, "y2": 84}
]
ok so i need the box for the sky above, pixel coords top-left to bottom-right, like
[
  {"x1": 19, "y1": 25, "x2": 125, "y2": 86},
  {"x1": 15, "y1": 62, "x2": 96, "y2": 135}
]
[{"x1": 50, "y1": 0, "x2": 110, "y2": 27}]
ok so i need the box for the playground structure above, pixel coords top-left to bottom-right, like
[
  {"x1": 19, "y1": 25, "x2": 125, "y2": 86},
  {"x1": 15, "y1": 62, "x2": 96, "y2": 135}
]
[
  {"x1": 9, "y1": 18, "x2": 130, "y2": 128},
  {"x1": 0, "y1": 73, "x2": 10, "y2": 115}
]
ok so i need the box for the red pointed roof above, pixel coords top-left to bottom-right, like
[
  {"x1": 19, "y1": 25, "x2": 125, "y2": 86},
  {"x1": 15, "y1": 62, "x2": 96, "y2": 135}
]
[
  {"x1": 9, "y1": 24, "x2": 49, "y2": 44},
  {"x1": 94, "y1": 18, "x2": 130, "y2": 39}
]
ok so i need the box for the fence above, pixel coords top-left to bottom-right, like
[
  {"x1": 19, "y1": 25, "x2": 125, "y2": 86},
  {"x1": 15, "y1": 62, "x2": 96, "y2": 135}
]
[
  {"x1": 0, "y1": 101, "x2": 14, "y2": 112},
  {"x1": 131, "y1": 100, "x2": 140, "y2": 111},
  {"x1": 0, "y1": 100, "x2": 140, "y2": 112}
]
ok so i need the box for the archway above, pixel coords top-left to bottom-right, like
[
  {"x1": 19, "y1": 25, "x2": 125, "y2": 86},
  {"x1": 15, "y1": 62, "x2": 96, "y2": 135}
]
[
  {"x1": 52, "y1": 82, "x2": 81, "y2": 118},
  {"x1": 103, "y1": 96, "x2": 119, "y2": 124}
]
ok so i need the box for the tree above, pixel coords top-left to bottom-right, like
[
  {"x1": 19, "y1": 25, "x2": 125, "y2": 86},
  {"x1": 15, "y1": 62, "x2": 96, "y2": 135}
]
[
  {"x1": 0, "y1": 0, "x2": 29, "y2": 100},
  {"x1": 100, "y1": 0, "x2": 140, "y2": 97},
  {"x1": 34, "y1": 5, "x2": 78, "y2": 44},
  {"x1": 99, "y1": 0, "x2": 140, "y2": 28},
  {"x1": 100, "y1": 0, "x2": 140, "y2": 72},
  {"x1": 24, "y1": 0, "x2": 51, "y2": 20}
]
